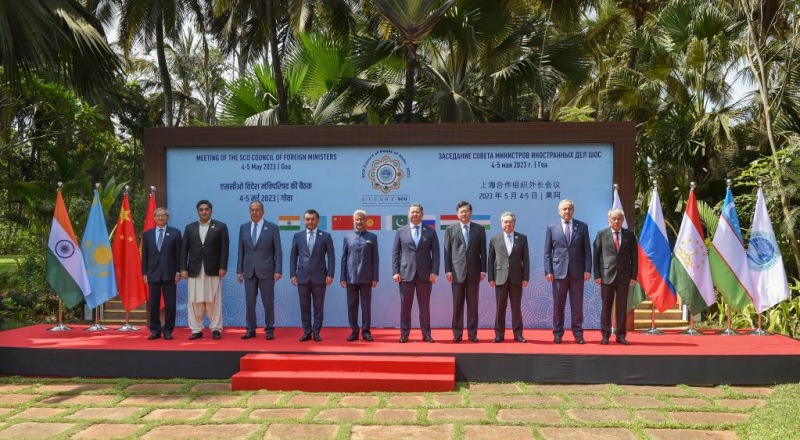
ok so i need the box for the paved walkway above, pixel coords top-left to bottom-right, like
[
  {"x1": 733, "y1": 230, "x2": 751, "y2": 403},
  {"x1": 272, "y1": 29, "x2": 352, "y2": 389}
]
[{"x1": 0, "y1": 380, "x2": 771, "y2": 439}]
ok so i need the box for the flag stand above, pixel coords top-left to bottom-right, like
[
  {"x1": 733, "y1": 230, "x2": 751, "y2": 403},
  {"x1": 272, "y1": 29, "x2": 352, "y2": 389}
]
[
  {"x1": 47, "y1": 299, "x2": 72, "y2": 332},
  {"x1": 642, "y1": 304, "x2": 664, "y2": 335},
  {"x1": 748, "y1": 313, "x2": 770, "y2": 336},
  {"x1": 680, "y1": 313, "x2": 703, "y2": 336},
  {"x1": 116, "y1": 310, "x2": 140, "y2": 331},
  {"x1": 85, "y1": 307, "x2": 109, "y2": 331},
  {"x1": 717, "y1": 305, "x2": 740, "y2": 335}
]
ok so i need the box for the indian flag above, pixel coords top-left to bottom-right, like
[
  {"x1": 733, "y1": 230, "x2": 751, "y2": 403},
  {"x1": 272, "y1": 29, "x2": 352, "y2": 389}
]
[
  {"x1": 278, "y1": 215, "x2": 301, "y2": 231},
  {"x1": 669, "y1": 187, "x2": 715, "y2": 314},
  {"x1": 45, "y1": 190, "x2": 91, "y2": 308},
  {"x1": 709, "y1": 187, "x2": 754, "y2": 312}
]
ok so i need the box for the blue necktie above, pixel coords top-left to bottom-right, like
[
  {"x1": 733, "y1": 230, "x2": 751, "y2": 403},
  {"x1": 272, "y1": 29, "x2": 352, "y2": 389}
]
[
  {"x1": 307, "y1": 231, "x2": 315, "y2": 252},
  {"x1": 251, "y1": 222, "x2": 258, "y2": 245},
  {"x1": 156, "y1": 228, "x2": 164, "y2": 251},
  {"x1": 462, "y1": 224, "x2": 469, "y2": 247},
  {"x1": 413, "y1": 225, "x2": 420, "y2": 246}
]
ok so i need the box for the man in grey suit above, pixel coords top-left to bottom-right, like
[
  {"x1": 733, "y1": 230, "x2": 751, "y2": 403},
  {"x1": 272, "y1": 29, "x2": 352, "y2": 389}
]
[
  {"x1": 543, "y1": 199, "x2": 591, "y2": 344},
  {"x1": 593, "y1": 208, "x2": 638, "y2": 345},
  {"x1": 290, "y1": 209, "x2": 335, "y2": 342},
  {"x1": 488, "y1": 212, "x2": 530, "y2": 343},
  {"x1": 340, "y1": 209, "x2": 379, "y2": 342},
  {"x1": 141, "y1": 207, "x2": 182, "y2": 340},
  {"x1": 392, "y1": 203, "x2": 439, "y2": 343},
  {"x1": 237, "y1": 201, "x2": 282, "y2": 340},
  {"x1": 444, "y1": 201, "x2": 487, "y2": 343}
]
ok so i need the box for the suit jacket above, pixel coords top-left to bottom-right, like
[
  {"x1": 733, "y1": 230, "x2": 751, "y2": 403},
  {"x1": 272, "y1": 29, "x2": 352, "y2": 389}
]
[
  {"x1": 488, "y1": 231, "x2": 530, "y2": 286},
  {"x1": 180, "y1": 220, "x2": 230, "y2": 277},
  {"x1": 392, "y1": 223, "x2": 440, "y2": 282},
  {"x1": 290, "y1": 229, "x2": 335, "y2": 284},
  {"x1": 543, "y1": 219, "x2": 591, "y2": 280},
  {"x1": 141, "y1": 226, "x2": 182, "y2": 282},
  {"x1": 236, "y1": 220, "x2": 282, "y2": 279},
  {"x1": 444, "y1": 221, "x2": 487, "y2": 284},
  {"x1": 340, "y1": 230, "x2": 379, "y2": 284},
  {"x1": 593, "y1": 227, "x2": 638, "y2": 284}
]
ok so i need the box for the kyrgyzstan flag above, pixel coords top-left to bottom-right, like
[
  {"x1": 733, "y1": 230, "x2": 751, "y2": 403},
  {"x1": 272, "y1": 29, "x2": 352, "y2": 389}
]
[{"x1": 113, "y1": 193, "x2": 148, "y2": 311}]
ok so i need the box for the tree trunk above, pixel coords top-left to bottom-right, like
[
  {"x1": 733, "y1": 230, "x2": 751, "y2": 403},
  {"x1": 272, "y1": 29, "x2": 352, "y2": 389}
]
[
  {"x1": 403, "y1": 42, "x2": 417, "y2": 123},
  {"x1": 266, "y1": 0, "x2": 288, "y2": 125},
  {"x1": 155, "y1": 14, "x2": 174, "y2": 127}
]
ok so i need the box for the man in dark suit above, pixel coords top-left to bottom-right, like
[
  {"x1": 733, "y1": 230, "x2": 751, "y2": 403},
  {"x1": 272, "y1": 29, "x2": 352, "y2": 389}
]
[
  {"x1": 237, "y1": 201, "x2": 282, "y2": 340},
  {"x1": 543, "y1": 199, "x2": 591, "y2": 344},
  {"x1": 340, "y1": 210, "x2": 379, "y2": 342},
  {"x1": 593, "y1": 208, "x2": 638, "y2": 345},
  {"x1": 444, "y1": 201, "x2": 487, "y2": 343},
  {"x1": 488, "y1": 212, "x2": 530, "y2": 343},
  {"x1": 141, "y1": 207, "x2": 182, "y2": 340},
  {"x1": 290, "y1": 209, "x2": 335, "y2": 342},
  {"x1": 180, "y1": 199, "x2": 229, "y2": 340},
  {"x1": 392, "y1": 203, "x2": 439, "y2": 343}
]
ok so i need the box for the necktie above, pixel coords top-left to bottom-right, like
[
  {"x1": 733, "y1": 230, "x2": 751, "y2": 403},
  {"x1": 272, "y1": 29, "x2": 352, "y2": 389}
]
[
  {"x1": 462, "y1": 224, "x2": 469, "y2": 247},
  {"x1": 307, "y1": 231, "x2": 315, "y2": 252},
  {"x1": 614, "y1": 231, "x2": 620, "y2": 251},
  {"x1": 413, "y1": 225, "x2": 420, "y2": 246},
  {"x1": 251, "y1": 222, "x2": 258, "y2": 245},
  {"x1": 564, "y1": 222, "x2": 571, "y2": 244},
  {"x1": 506, "y1": 234, "x2": 513, "y2": 254},
  {"x1": 156, "y1": 228, "x2": 164, "y2": 251}
]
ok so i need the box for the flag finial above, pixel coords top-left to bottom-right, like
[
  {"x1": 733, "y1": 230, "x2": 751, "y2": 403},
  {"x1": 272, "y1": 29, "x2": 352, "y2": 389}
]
[
  {"x1": 150, "y1": 186, "x2": 156, "y2": 194},
  {"x1": 726, "y1": 179, "x2": 732, "y2": 187},
  {"x1": 57, "y1": 182, "x2": 63, "y2": 190},
  {"x1": 690, "y1": 181, "x2": 696, "y2": 190},
  {"x1": 652, "y1": 180, "x2": 658, "y2": 189},
  {"x1": 124, "y1": 185, "x2": 129, "y2": 195},
  {"x1": 757, "y1": 180, "x2": 763, "y2": 188},
  {"x1": 613, "y1": 183, "x2": 619, "y2": 190},
  {"x1": 94, "y1": 182, "x2": 100, "y2": 191}
]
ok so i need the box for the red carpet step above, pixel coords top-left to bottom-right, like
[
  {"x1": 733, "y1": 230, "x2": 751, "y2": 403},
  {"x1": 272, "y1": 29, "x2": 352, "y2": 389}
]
[{"x1": 231, "y1": 354, "x2": 455, "y2": 392}]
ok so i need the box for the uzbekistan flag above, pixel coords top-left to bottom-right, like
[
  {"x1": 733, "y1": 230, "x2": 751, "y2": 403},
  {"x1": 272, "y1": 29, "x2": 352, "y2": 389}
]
[
  {"x1": 81, "y1": 190, "x2": 118, "y2": 310},
  {"x1": 636, "y1": 186, "x2": 677, "y2": 312},
  {"x1": 747, "y1": 188, "x2": 788, "y2": 312},
  {"x1": 45, "y1": 189, "x2": 92, "y2": 308},
  {"x1": 708, "y1": 187, "x2": 754, "y2": 312},
  {"x1": 278, "y1": 215, "x2": 301, "y2": 231},
  {"x1": 472, "y1": 214, "x2": 491, "y2": 230},
  {"x1": 669, "y1": 187, "x2": 715, "y2": 314}
]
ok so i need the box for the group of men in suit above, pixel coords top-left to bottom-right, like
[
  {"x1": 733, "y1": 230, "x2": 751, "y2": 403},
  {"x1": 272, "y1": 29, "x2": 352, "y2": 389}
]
[{"x1": 141, "y1": 198, "x2": 637, "y2": 345}]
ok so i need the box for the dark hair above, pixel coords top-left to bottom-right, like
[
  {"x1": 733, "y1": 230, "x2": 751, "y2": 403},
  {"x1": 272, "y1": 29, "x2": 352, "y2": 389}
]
[
  {"x1": 197, "y1": 199, "x2": 212, "y2": 210},
  {"x1": 456, "y1": 201, "x2": 472, "y2": 212},
  {"x1": 304, "y1": 209, "x2": 320, "y2": 219}
]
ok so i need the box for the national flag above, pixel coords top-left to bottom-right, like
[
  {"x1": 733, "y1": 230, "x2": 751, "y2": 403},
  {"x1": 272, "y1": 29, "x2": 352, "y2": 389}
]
[
  {"x1": 440, "y1": 214, "x2": 490, "y2": 230},
  {"x1": 610, "y1": 186, "x2": 646, "y2": 311},
  {"x1": 636, "y1": 187, "x2": 677, "y2": 312},
  {"x1": 747, "y1": 187, "x2": 790, "y2": 312},
  {"x1": 386, "y1": 215, "x2": 409, "y2": 230},
  {"x1": 364, "y1": 215, "x2": 381, "y2": 230},
  {"x1": 472, "y1": 214, "x2": 491, "y2": 230},
  {"x1": 611, "y1": 186, "x2": 629, "y2": 228},
  {"x1": 317, "y1": 215, "x2": 328, "y2": 231},
  {"x1": 278, "y1": 215, "x2": 301, "y2": 231},
  {"x1": 81, "y1": 190, "x2": 118, "y2": 310},
  {"x1": 669, "y1": 187, "x2": 715, "y2": 314},
  {"x1": 439, "y1": 215, "x2": 459, "y2": 230},
  {"x1": 112, "y1": 193, "x2": 148, "y2": 312},
  {"x1": 45, "y1": 189, "x2": 92, "y2": 308},
  {"x1": 332, "y1": 215, "x2": 352, "y2": 230},
  {"x1": 708, "y1": 187, "x2": 754, "y2": 312},
  {"x1": 421, "y1": 215, "x2": 436, "y2": 228}
]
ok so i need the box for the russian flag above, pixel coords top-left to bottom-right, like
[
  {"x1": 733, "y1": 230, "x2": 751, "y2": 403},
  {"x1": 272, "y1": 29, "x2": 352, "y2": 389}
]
[{"x1": 636, "y1": 186, "x2": 677, "y2": 312}]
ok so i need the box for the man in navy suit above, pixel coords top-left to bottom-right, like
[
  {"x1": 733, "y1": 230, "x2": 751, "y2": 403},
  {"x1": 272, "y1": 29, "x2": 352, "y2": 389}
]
[
  {"x1": 237, "y1": 201, "x2": 282, "y2": 340},
  {"x1": 444, "y1": 201, "x2": 487, "y2": 343},
  {"x1": 593, "y1": 208, "x2": 638, "y2": 345},
  {"x1": 340, "y1": 210, "x2": 379, "y2": 342},
  {"x1": 141, "y1": 207, "x2": 182, "y2": 340},
  {"x1": 392, "y1": 203, "x2": 439, "y2": 343},
  {"x1": 290, "y1": 209, "x2": 335, "y2": 342},
  {"x1": 544, "y1": 199, "x2": 591, "y2": 344},
  {"x1": 488, "y1": 212, "x2": 530, "y2": 343}
]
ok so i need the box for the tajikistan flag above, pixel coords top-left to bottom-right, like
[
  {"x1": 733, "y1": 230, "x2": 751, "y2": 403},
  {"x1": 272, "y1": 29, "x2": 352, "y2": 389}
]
[
  {"x1": 747, "y1": 187, "x2": 790, "y2": 313},
  {"x1": 45, "y1": 189, "x2": 91, "y2": 308},
  {"x1": 709, "y1": 187, "x2": 754, "y2": 312},
  {"x1": 669, "y1": 187, "x2": 715, "y2": 314}
]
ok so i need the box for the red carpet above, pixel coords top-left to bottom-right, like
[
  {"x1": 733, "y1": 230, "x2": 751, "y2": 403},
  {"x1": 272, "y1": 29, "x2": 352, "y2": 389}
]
[{"x1": 2, "y1": 324, "x2": 799, "y2": 356}]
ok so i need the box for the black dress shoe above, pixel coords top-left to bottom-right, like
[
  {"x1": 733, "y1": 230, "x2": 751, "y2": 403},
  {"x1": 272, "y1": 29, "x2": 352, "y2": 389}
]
[
  {"x1": 554, "y1": 335, "x2": 562, "y2": 344},
  {"x1": 346, "y1": 333, "x2": 359, "y2": 342},
  {"x1": 493, "y1": 337, "x2": 503, "y2": 343},
  {"x1": 147, "y1": 332, "x2": 161, "y2": 340},
  {"x1": 514, "y1": 336, "x2": 527, "y2": 343},
  {"x1": 212, "y1": 330, "x2": 221, "y2": 340},
  {"x1": 423, "y1": 336, "x2": 434, "y2": 343},
  {"x1": 313, "y1": 333, "x2": 321, "y2": 342},
  {"x1": 453, "y1": 336, "x2": 462, "y2": 343},
  {"x1": 616, "y1": 337, "x2": 630, "y2": 345},
  {"x1": 299, "y1": 333, "x2": 312, "y2": 342},
  {"x1": 575, "y1": 336, "x2": 586, "y2": 344},
  {"x1": 241, "y1": 331, "x2": 255, "y2": 340},
  {"x1": 399, "y1": 335, "x2": 408, "y2": 343},
  {"x1": 601, "y1": 337, "x2": 609, "y2": 345},
  {"x1": 362, "y1": 333, "x2": 373, "y2": 342},
  {"x1": 188, "y1": 332, "x2": 203, "y2": 340},
  {"x1": 469, "y1": 337, "x2": 479, "y2": 343},
  {"x1": 163, "y1": 332, "x2": 173, "y2": 340},
  {"x1": 266, "y1": 332, "x2": 275, "y2": 340}
]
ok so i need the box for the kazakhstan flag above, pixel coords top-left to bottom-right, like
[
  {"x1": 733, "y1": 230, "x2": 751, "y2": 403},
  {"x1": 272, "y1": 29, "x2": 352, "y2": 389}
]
[{"x1": 81, "y1": 190, "x2": 118, "y2": 309}]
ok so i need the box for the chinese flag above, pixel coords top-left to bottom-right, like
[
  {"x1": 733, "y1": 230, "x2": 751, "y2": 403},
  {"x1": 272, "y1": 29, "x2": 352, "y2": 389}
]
[
  {"x1": 112, "y1": 194, "x2": 148, "y2": 311},
  {"x1": 364, "y1": 215, "x2": 381, "y2": 230},
  {"x1": 331, "y1": 215, "x2": 352, "y2": 230}
]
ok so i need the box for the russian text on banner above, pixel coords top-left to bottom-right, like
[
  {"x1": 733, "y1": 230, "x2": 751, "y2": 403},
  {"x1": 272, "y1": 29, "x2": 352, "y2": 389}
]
[
  {"x1": 670, "y1": 186, "x2": 715, "y2": 314},
  {"x1": 708, "y1": 186, "x2": 754, "y2": 312},
  {"x1": 113, "y1": 193, "x2": 148, "y2": 311},
  {"x1": 81, "y1": 190, "x2": 118, "y2": 310},
  {"x1": 747, "y1": 187, "x2": 790, "y2": 313},
  {"x1": 45, "y1": 189, "x2": 92, "y2": 308},
  {"x1": 636, "y1": 186, "x2": 677, "y2": 312}
]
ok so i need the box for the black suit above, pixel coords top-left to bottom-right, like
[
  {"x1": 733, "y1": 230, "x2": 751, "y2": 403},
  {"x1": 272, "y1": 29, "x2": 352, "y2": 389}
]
[
  {"x1": 488, "y1": 231, "x2": 529, "y2": 339},
  {"x1": 141, "y1": 226, "x2": 182, "y2": 333},
  {"x1": 180, "y1": 220, "x2": 230, "y2": 277},
  {"x1": 593, "y1": 227, "x2": 638, "y2": 338},
  {"x1": 444, "y1": 221, "x2": 487, "y2": 339}
]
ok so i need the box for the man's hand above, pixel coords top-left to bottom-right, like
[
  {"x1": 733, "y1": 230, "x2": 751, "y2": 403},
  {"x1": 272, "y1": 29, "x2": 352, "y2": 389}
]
[
  {"x1": 237, "y1": 273, "x2": 244, "y2": 283},
  {"x1": 325, "y1": 276, "x2": 333, "y2": 285},
  {"x1": 274, "y1": 273, "x2": 282, "y2": 281},
  {"x1": 393, "y1": 274, "x2": 401, "y2": 283},
  {"x1": 181, "y1": 270, "x2": 188, "y2": 280},
  {"x1": 545, "y1": 274, "x2": 553, "y2": 282},
  {"x1": 219, "y1": 269, "x2": 227, "y2": 277},
  {"x1": 291, "y1": 277, "x2": 297, "y2": 286},
  {"x1": 583, "y1": 272, "x2": 591, "y2": 281}
]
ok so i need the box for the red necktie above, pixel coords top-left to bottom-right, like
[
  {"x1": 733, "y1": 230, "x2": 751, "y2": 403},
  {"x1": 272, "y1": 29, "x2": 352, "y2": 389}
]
[{"x1": 614, "y1": 231, "x2": 620, "y2": 251}]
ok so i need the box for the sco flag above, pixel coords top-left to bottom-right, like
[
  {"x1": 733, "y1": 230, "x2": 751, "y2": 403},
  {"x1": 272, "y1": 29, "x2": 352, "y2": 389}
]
[
  {"x1": 708, "y1": 187, "x2": 754, "y2": 311},
  {"x1": 45, "y1": 189, "x2": 92, "y2": 308},
  {"x1": 669, "y1": 187, "x2": 715, "y2": 314},
  {"x1": 636, "y1": 187, "x2": 677, "y2": 312},
  {"x1": 81, "y1": 190, "x2": 118, "y2": 309},
  {"x1": 747, "y1": 188, "x2": 790, "y2": 312}
]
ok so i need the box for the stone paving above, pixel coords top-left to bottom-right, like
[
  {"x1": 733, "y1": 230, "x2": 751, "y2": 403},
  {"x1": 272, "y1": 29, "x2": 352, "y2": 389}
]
[{"x1": 0, "y1": 379, "x2": 775, "y2": 439}]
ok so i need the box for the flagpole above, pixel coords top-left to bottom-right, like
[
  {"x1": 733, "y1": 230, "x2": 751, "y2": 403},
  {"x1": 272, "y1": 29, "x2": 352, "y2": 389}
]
[
  {"x1": 680, "y1": 309, "x2": 702, "y2": 336},
  {"x1": 748, "y1": 312, "x2": 770, "y2": 336},
  {"x1": 47, "y1": 298, "x2": 72, "y2": 332},
  {"x1": 717, "y1": 304, "x2": 740, "y2": 335},
  {"x1": 116, "y1": 185, "x2": 141, "y2": 332},
  {"x1": 85, "y1": 307, "x2": 109, "y2": 331},
  {"x1": 610, "y1": 183, "x2": 618, "y2": 335}
]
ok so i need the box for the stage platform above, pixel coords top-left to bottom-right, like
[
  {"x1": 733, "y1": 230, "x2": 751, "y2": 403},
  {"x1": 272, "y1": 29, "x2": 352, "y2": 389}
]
[{"x1": 2, "y1": 325, "x2": 799, "y2": 385}]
